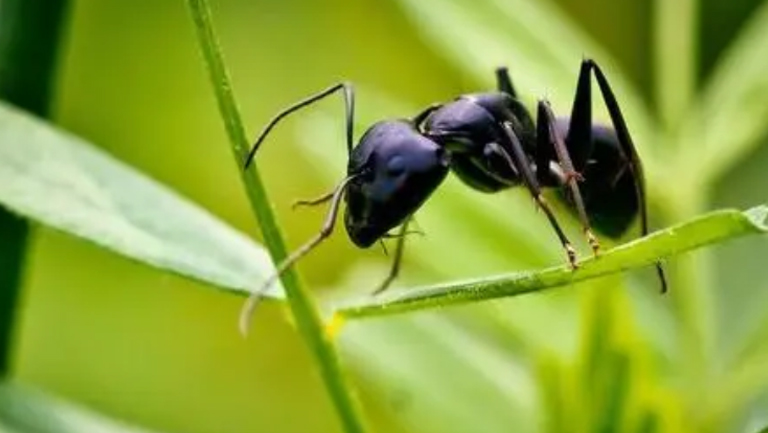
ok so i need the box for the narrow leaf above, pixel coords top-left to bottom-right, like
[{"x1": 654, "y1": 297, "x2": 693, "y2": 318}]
[
  {"x1": 0, "y1": 102, "x2": 282, "y2": 298},
  {"x1": 679, "y1": 0, "x2": 768, "y2": 182},
  {"x1": 333, "y1": 205, "x2": 768, "y2": 319},
  {"x1": 0, "y1": 382, "x2": 166, "y2": 433}
]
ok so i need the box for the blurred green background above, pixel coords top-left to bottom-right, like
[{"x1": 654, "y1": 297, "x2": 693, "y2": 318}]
[{"x1": 5, "y1": 0, "x2": 768, "y2": 432}]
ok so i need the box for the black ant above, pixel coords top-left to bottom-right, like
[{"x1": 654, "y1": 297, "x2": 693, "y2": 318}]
[{"x1": 240, "y1": 59, "x2": 667, "y2": 331}]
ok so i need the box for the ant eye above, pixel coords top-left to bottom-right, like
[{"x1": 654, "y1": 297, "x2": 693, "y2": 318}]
[{"x1": 386, "y1": 155, "x2": 407, "y2": 176}]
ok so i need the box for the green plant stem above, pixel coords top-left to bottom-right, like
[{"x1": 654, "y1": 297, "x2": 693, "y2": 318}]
[
  {"x1": 0, "y1": 0, "x2": 69, "y2": 376},
  {"x1": 184, "y1": 2, "x2": 369, "y2": 433},
  {"x1": 663, "y1": 187, "x2": 715, "y2": 427},
  {"x1": 653, "y1": 0, "x2": 698, "y2": 132}
]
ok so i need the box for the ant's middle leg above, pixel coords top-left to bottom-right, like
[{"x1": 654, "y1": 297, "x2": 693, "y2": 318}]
[
  {"x1": 495, "y1": 67, "x2": 518, "y2": 98},
  {"x1": 497, "y1": 123, "x2": 578, "y2": 269},
  {"x1": 536, "y1": 99, "x2": 600, "y2": 256}
]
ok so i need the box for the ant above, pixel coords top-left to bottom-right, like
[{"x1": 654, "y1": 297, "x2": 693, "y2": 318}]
[{"x1": 240, "y1": 58, "x2": 667, "y2": 332}]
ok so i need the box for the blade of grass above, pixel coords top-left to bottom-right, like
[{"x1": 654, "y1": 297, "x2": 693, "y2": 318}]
[
  {"x1": 678, "y1": 0, "x2": 768, "y2": 183},
  {"x1": 707, "y1": 350, "x2": 768, "y2": 431},
  {"x1": 0, "y1": 381, "x2": 167, "y2": 433},
  {"x1": 0, "y1": 0, "x2": 69, "y2": 375},
  {"x1": 0, "y1": 214, "x2": 25, "y2": 377},
  {"x1": 183, "y1": 2, "x2": 369, "y2": 433},
  {"x1": 652, "y1": 0, "x2": 698, "y2": 131},
  {"x1": 333, "y1": 205, "x2": 767, "y2": 319}
]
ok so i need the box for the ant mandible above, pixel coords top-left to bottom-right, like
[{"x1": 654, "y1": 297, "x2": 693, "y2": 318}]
[{"x1": 240, "y1": 58, "x2": 667, "y2": 331}]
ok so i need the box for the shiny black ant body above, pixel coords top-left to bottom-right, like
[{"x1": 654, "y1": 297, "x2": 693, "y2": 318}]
[{"x1": 241, "y1": 59, "x2": 667, "y2": 328}]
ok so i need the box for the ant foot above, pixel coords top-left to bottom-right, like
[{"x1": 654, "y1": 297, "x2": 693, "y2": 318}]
[
  {"x1": 565, "y1": 243, "x2": 579, "y2": 270},
  {"x1": 564, "y1": 170, "x2": 585, "y2": 183},
  {"x1": 586, "y1": 229, "x2": 600, "y2": 256}
]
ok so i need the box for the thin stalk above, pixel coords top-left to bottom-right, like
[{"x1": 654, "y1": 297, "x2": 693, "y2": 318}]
[
  {"x1": 333, "y1": 205, "x2": 766, "y2": 320},
  {"x1": 0, "y1": 0, "x2": 69, "y2": 375},
  {"x1": 664, "y1": 187, "x2": 715, "y2": 428},
  {"x1": 183, "y1": 2, "x2": 369, "y2": 432},
  {"x1": 653, "y1": 0, "x2": 698, "y2": 132}
]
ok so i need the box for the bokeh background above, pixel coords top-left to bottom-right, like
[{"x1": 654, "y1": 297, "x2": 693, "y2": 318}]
[{"x1": 5, "y1": 0, "x2": 768, "y2": 432}]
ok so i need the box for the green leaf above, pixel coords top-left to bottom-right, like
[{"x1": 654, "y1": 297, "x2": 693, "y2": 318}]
[
  {"x1": 0, "y1": 102, "x2": 282, "y2": 298},
  {"x1": 0, "y1": 382, "x2": 166, "y2": 433},
  {"x1": 679, "y1": 0, "x2": 768, "y2": 183},
  {"x1": 333, "y1": 205, "x2": 768, "y2": 319}
]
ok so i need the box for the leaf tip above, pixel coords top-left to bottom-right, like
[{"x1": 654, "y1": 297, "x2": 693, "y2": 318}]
[{"x1": 745, "y1": 204, "x2": 768, "y2": 230}]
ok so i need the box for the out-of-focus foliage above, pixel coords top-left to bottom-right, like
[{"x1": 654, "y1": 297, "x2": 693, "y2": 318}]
[
  {"x1": 292, "y1": 0, "x2": 768, "y2": 432},
  {"x1": 0, "y1": 382, "x2": 163, "y2": 433},
  {"x1": 0, "y1": 102, "x2": 281, "y2": 299},
  {"x1": 0, "y1": 0, "x2": 766, "y2": 433}
]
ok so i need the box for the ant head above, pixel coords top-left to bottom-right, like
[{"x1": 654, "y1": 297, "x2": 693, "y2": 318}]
[{"x1": 344, "y1": 120, "x2": 449, "y2": 248}]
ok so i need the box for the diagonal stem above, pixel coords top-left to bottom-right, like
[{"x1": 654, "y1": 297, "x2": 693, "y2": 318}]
[
  {"x1": 183, "y1": 1, "x2": 370, "y2": 433},
  {"x1": 0, "y1": 0, "x2": 70, "y2": 376},
  {"x1": 653, "y1": 0, "x2": 698, "y2": 132}
]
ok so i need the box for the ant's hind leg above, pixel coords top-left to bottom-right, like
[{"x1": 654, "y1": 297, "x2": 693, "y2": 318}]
[
  {"x1": 495, "y1": 67, "x2": 518, "y2": 98},
  {"x1": 577, "y1": 58, "x2": 667, "y2": 293}
]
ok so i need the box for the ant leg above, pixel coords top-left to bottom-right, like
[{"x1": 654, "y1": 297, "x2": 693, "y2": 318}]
[
  {"x1": 537, "y1": 99, "x2": 600, "y2": 256},
  {"x1": 291, "y1": 190, "x2": 335, "y2": 210},
  {"x1": 495, "y1": 67, "x2": 518, "y2": 98},
  {"x1": 563, "y1": 60, "x2": 594, "y2": 171},
  {"x1": 244, "y1": 82, "x2": 356, "y2": 168},
  {"x1": 582, "y1": 59, "x2": 668, "y2": 293},
  {"x1": 372, "y1": 217, "x2": 413, "y2": 295},
  {"x1": 382, "y1": 228, "x2": 424, "y2": 239},
  {"x1": 497, "y1": 123, "x2": 578, "y2": 269},
  {"x1": 239, "y1": 174, "x2": 358, "y2": 335}
]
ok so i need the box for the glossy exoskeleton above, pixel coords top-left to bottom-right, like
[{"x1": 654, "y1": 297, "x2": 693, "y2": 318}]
[{"x1": 240, "y1": 59, "x2": 667, "y2": 331}]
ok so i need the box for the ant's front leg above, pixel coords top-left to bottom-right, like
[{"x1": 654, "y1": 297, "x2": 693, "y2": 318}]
[
  {"x1": 371, "y1": 217, "x2": 415, "y2": 295},
  {"x1": 239, "y1": 174, "x2": 358, "y2": 335}
]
